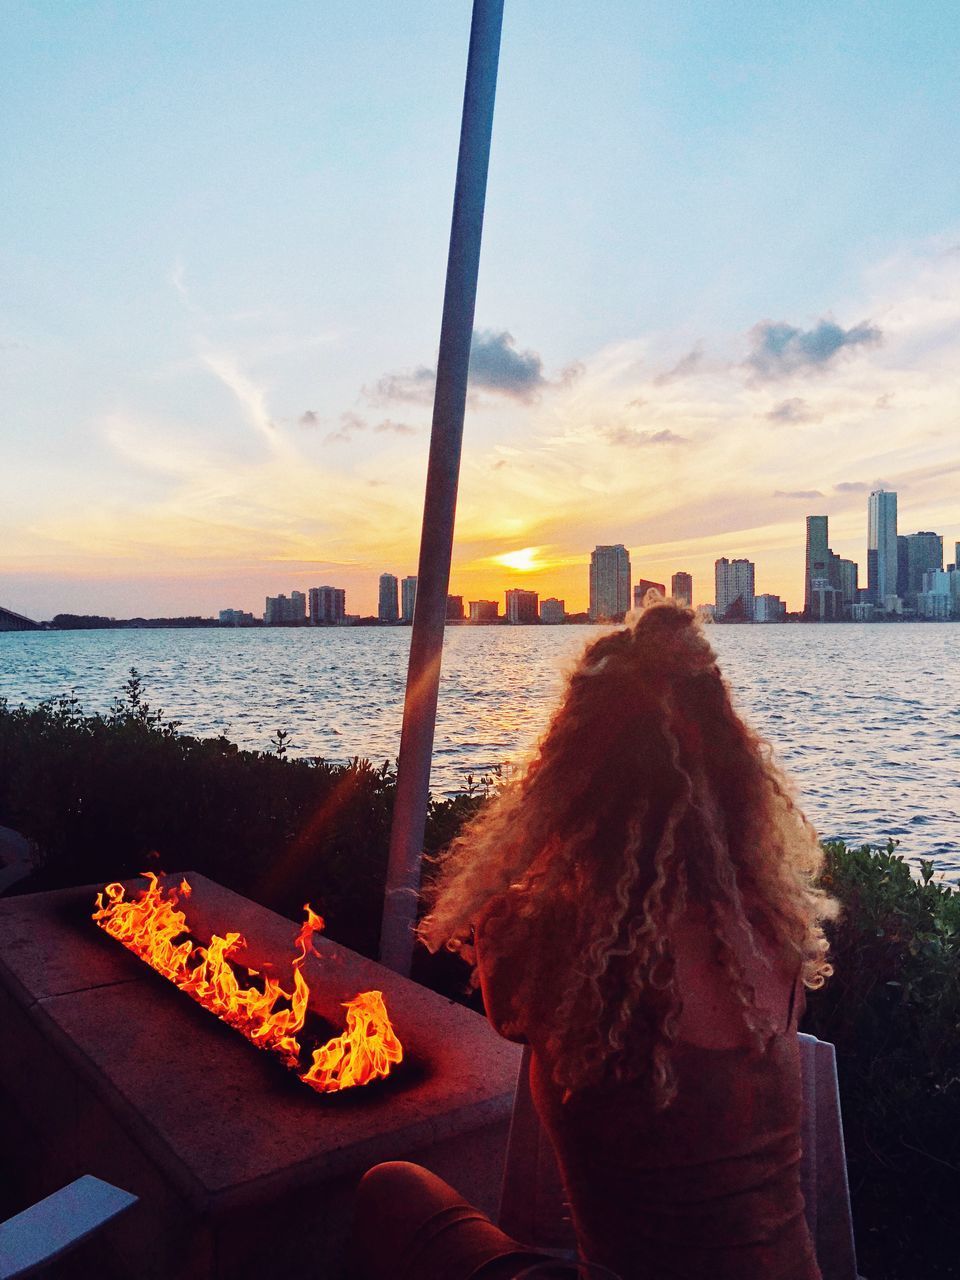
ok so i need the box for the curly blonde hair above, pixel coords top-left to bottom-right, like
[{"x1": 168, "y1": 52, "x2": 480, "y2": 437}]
[{"x1": 419, "y1": 597, "x2": 836, "y2": 1107}]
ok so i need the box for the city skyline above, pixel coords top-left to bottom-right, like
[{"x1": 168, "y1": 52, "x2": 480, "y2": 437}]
[{"x1": 3, "y1": 4, "x2": 960, "y2": 621}]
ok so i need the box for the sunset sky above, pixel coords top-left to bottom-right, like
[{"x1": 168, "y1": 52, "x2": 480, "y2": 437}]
[{"x1": 3, "y1": 1, "x2": 959, "y2": 619}]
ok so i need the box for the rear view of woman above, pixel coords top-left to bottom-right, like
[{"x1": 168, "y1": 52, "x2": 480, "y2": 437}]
[{"x1": 356, "y1": 598, "x2": 836, "y2": 1280}]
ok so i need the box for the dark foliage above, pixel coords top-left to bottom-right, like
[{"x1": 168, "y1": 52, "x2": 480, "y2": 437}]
[
  {"x1": 0, "y1": 672, "x2": 471, "y2": 956},
  {"x1": 802, "y1": 841, "x2": 960, "y2": 1280}
]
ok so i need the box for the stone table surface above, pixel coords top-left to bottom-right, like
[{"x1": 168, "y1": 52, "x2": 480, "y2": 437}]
[{"x1": 0, "y1": 874, "x2": 522, "y2": 1217}]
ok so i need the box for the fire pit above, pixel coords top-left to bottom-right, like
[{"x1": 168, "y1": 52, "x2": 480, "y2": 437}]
[
  {"x1": 93, "y1": 873, "x2": 403, "y2": 1095},
  {"x1": 0, "y1": 874, "x2": 522, "y2": 1280}
]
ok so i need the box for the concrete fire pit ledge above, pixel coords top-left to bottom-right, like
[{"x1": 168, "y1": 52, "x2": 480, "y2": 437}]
[{"x1": 0, "y1": 874, "x2": 522, "y2": 1280}]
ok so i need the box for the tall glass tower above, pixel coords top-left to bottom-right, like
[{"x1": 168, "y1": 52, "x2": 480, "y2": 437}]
[
  {"x1": 867, "y1": 490, "x2": 898, "y2": 605},
  {"x1": 589, "y1": 545, "x2": 631, "y2": 621},
  {"x1": 804, "y1": 516, "x2": 830, "y2": 617}
]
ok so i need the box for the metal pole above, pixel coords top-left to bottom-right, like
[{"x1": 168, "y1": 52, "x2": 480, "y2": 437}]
[{"x1": 380, "y1": 0, "x2": 505, "y2": 973}]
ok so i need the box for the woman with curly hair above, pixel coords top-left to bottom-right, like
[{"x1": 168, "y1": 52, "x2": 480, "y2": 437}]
[{"x1": 354, "y1": 597, "x2": 836, "y2": 1280}]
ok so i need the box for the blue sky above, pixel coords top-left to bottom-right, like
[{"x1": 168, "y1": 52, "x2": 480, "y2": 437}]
[{"x1": 3, "y1": 0, "x2": 959, "y2": 616}]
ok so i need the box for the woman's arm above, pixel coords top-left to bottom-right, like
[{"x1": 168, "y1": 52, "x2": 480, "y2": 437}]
[{"x1": 474, "y1": 899, "x2": 529, "y2": 1044}]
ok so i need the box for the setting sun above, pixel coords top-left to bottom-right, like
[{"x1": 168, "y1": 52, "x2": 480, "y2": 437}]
[{"x1": 493, "y1": 547, "x2": 543, "y2": 573}]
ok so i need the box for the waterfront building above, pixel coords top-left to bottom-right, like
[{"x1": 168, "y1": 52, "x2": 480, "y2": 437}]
[
  {"x1": 264, "y1": 592, "x2": 307, "y2": 625},
  {"x1": 446, "y1": 595, "x2": 465, "y2": 621},
  {"x1": 955, "y1": 541, "x2": 960, "y2": 572},
  {"x1": 401, "y1": 576, "x2": 417, "y2": 623},
  {"x1": 633, "y1": 578, "x2": 666, "y2": 609},
  {"x1": 808, "y1": 579, "x2": 840, "y2": 621},
  {"x1": 539, "y1": 597, "x2": 566, "y2": 624},
  {"x1": 219, "y1": 608, "x2": 255, "y2": 626},
  {"x1": 378, "y1": 573, "x2": 399, "y2": 623},
  {"x1": 468, "y1": 599, "x2": 499, "y2": 622},
  {"x1": 714, "y1": 558, "x2": 755, "y2": 621},
  {"x1": 754, "y1": 593, "x2": 786, "y2": 623},
  {"x1": 851, "y1": 601, "x2": 875, "y2": 621},
  {"x1": 589, "y1": 545, "x2": 631, "y2": 621},
  {"x1": 804, "y1": 516, "x2": 830, "y2": 617},
  {"x1": 867, "y1": 489, "x2": 898, "y2": 605},
  {"x1": 505, "y1": 588, "x2": 539, "y2": 624},
  {"x1": 901, "y1": 532, "x2": 944, "y2": 608},
  {"x1": 309, "y1": 586, "x2": 346, "y2": 625},
  {"x1": 696, "y1": 604, "x2": 716, "y2": 622},
  {"x1": 918, "y1": 569, "x2": 954, "y2": 619},
  {"x1": 837, "y1": 559, "x2": 858, "y2": 616},
  {"x1": 670, "y1": 572, "x2": 693, "y2": 608}
]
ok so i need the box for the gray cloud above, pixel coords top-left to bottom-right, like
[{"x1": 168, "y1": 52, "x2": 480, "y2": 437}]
[
  {"x1": 299, "y1": 409, "x2": 320, "y2": 428},
  {"x1": 653, "y1": 347, "x2": 703, "y2": 386},
  {"x1": 370, "y1": 328, "x2": 556, "y2": 405},
  {"x1": 325, "y1": 411, "x2": 367, "y2": 444},
  {"x1": 765, "y1": 397, "x2": 821, "y2": 425},
  {"x1": 603, "y1": 426, "x2": 689, "y2": 447},
  {"x1": 746, "y1": 318, "x2": 881, "y2": 379},
  {"x1": 373, "y1": 419, "x2": 417, "y2": 435},
  {"x1": 468, "y1": 329, "x2": 545, "y2": 400},
  {"x1": 834, "y1": 477, "x2": 896, "y2": 494},
  {"x1": 774, "y1": 489, "x2": 824, "y2": 499}
]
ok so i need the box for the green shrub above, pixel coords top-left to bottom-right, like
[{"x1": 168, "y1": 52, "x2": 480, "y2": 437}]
[
  {"x1": 0, "y1": 672, "x2": 465, "y2": 956},
  {"x1": 802, "y1": 840, "x2": 960, "y2": 1280}
]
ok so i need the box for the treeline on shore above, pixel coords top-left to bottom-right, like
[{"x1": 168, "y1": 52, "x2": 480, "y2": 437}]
[{"x1": 0, "y1": 677, "x2": 956, "y2": 1280}]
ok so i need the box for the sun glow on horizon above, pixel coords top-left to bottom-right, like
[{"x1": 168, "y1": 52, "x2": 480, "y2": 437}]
[{"x1": 491, "y1": 547, "x2": 544, "y2": 573}]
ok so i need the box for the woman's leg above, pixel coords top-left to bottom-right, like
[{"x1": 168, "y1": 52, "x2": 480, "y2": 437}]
[{"x1": 351, "y1": 1160, "x2": 568, "y2": 1280}]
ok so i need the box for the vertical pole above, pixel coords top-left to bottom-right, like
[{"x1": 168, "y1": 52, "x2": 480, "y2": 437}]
[{"x1": 380, "y1": 0, "x2": 505, "y2": 973}]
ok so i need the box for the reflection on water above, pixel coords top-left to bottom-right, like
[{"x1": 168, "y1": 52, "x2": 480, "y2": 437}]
[{"x1": 2, "y1": 623, "x2": 958, "y2": 878}]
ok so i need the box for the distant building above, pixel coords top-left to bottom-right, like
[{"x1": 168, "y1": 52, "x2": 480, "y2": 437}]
[
  {"x1": 867, "y1": 490, "x2": 898, "y2": 605},
  {"x1": 446, "y1": 595, "x2": 465, "y2": 621},
  {"x1": 837, "y1": 559, "x2": 858, "y2": 617},
  {"x1": 309, "y1": 586, "x2": 346, "y2": 625},
  {"x1": 468, "y1": 599, "x2": 499, "y2": 622},
  {"x1": 264, "y1": 592, "x2": 306, "y2": 625},
  {"x1": 589, "y1": 545, "x2": 631, "y2": 621},
  {"x1": 901, "y1": 532, "x2": 943, "y2": 608},
  {"x1": 917, "y1": 569, "x2": 954, "y2": 619},
  {"x1": 714, "y1": 558, "x2": 755, "y2": 621},
  {"x1": 955, "y1": 541, "x2": 960, "y2": 572},
  {"x1": 505, "y1": 588, "x2": 539, "y2": 624},
  {"x1": 401, "y1": 576, "x2": 417, "y2": 623},
  {"x1": 804, "y1": 516, "x2": 830, "y2": 617},
  {"x1": 696, "y1": 603, "x2": 717, "y2": 623},
  {"x1": 633, "y1": 578, "x2": 666, "y2": 609},
  {"x1": 754, "y1": 593, "x2": 786, "y2": 623},
  {"x1": 851, "y1": 601, "x2": 875, "y2": 622},
  {"x1": 540, "y1": 597, "x2": 566, "y2": 624},
  {"x1": 671, "y1": 572, "x2": 693, "y2": 608},
  {"x1": 378, "y1": 573, "x2": 399, "y2": 623},
  {"x1": 219, "y1": 608, "x2": 255, "y2": 626},
  {"x1": 808, "y1": 579, "x2": 840, "y2": 621}
]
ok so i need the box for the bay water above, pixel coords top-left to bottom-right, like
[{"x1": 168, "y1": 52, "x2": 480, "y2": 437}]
[{"x1": 2, "y1": 623, "x2": 958, "y2": 879}]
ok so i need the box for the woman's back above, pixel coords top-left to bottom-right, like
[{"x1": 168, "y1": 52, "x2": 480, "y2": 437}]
[{"x1": 518, "y1": 912, "x2": 821, "y2": 1280}]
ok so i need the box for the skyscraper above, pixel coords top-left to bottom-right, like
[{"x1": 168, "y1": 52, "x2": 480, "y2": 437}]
[
  {"x1": 715, "y1": 558, "x2": 755, "y2": 621},
  {"x1": 589, "y1": 545, "x2": 631, "y2": 621},
  {"x1": 902, "y1": 532, "x2": 944, "y2": 605},
  {"x1": 804, "y1": 516, "x2": 829, "y2": 617},
  {"x1": 671, "y1": 572, "x2": 693, "y2": 608},
  {"x1": 400, "y1": 576, "x2": 417, "y2": 623},
  {"x1": 505, "y1": 588, "x2": 539, "y2": 623},
  {"x1": 867, "y1": 490, "x2": 898, "y2": 605},
  {"x1": 309, "y1": 586, "x2": 346, "y2": 625},
  {"x1": 378, "y1": 573, "x2": 399, "y2": 623}
]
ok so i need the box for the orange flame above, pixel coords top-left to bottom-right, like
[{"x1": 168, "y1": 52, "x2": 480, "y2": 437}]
[{"x1": 93, "y1": 874, "x2": 402, "y2": 1091}]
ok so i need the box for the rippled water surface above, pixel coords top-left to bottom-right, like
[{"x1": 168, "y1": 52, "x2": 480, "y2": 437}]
[{"x1": 2, "y1": 624, "x2": 958, "y2": 877}]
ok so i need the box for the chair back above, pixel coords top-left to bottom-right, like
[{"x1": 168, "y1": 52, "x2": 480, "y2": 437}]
[{"x1": 499, "y1": 1036, "x2": 860, "y2": 1279}]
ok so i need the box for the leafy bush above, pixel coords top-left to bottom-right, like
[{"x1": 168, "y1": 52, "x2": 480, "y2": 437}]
[
  {"x1": 0, "y1": 672, "x2": 472, "y2": 956},
  {"x1": 802, "y1": 840, "x2": 960, "y2": 1280}
]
